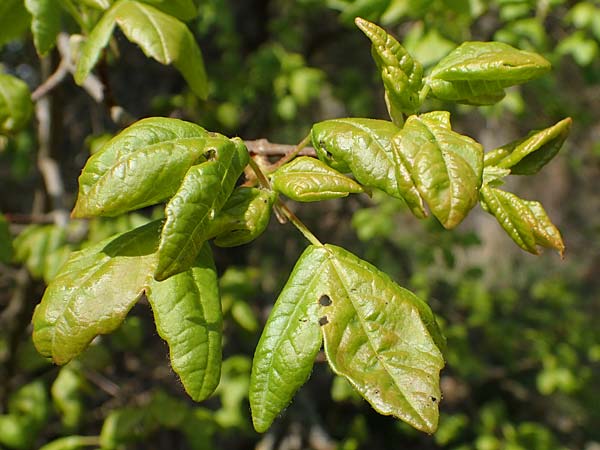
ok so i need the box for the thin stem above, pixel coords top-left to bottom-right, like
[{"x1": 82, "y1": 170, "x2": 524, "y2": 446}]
[
  {"x1": 276, "y1": 200, "x2": 323, "y2": 247},
  {"x1": 247, "y1": 156, "x2": 271, "y2": 189},
  {"x1": 268, "y1": 133, "x2": 312, "y2": 171}
]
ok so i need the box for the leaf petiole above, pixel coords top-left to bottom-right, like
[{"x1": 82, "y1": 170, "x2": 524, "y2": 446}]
[{"x1": 275, "y1": 200, "x2": 323, "y2": 247}]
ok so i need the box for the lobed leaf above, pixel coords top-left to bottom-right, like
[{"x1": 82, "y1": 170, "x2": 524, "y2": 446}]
[
  {"x1": 72, "y1": 117, "x2": 208, "y2": 218},
  {"x1": 311, "y1": 118, "x2": 426, "y2": 218},
  {"x1": 155, "y1": 137, "x2": 249, "y2": 280},
  {"x1": 355, "y1": 17, "x2": 423, "y2": 123},
  {"x1": 25, "y1": 0, "x2": 61, "y2": 55},
  {"x1": 484, "y1": 117, "x2": 572, "y2": 175},
  {"x1": 210, "y1": 187, "x2": 276, "y2": 248},
  {"x1": 480, "y1": 185, "x2": 564, "y2": 256},
  {"x1": 249, "y1": 245, "x2": 327, "y2": 433},
  {"x1": 32, "y1": 221, "x2": 160, "y2": 364},
  {"x1": 393, "y1": 111, "x2": 483, "y2": 228},
  {"x1": 319, "y1": 244, "x2": 445, "y2": 434},
  {"x1": 427, "y1": 41, "x2": 551, "y2": 105},
  {"x1": 271, "y1": 156, "x2": 364, "y2": 202},
  {"x1": 147, "y1": 244, "x2": 222, "y2": 401},
  {"x1": 75, "y1": 0, "x2": 208, "y2": 98},
  {"x1": 0, "y1": 73, "x2": 33, "y2": 135}
]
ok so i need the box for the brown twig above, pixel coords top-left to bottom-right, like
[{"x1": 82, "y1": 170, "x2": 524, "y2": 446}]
[{"x1": 245, "y1": 139, "x2": 316, "y2": 158}]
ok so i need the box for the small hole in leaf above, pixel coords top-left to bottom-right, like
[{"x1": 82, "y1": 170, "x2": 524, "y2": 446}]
[
  {"x1": 319, "y1": 295, "x2": 332, "y2": 306},
  {"x1": 431, "y1": 396, "x2": 437, "y2": 403},
  {"x1": 319, "y1": 316, "x2": 329, "y2": 326},
  {"x1": 204, "y1": 149, "x2": 216, "y2": 160}
]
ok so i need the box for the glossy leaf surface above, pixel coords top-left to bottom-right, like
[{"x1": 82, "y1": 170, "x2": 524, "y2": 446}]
[
  {"x1": 147, "y1": 244, "x2": 222, "y2": 401},
  {"x1": 320, "y1": 244, "x2": 445, "y2": 434},
  {"x1": 311, "y1": 118, "x2": 426, "y2": 218},
  {"x1": 25, "y1": 0, "x2": 61, "y2": 55},
  {"x1": 393, "y1": 111, "x2": 483, "y2": 228},
  {"x1": 210, "y1": 187, "x2": 276, "y2": 247},
  {"x1": 32, "y1": 221, "x2": 160, "y2": 364},
  {"x1": 355, "y1": 17, "x2": 423, "y2": 122},
  {"x1": 75, "y1": 0, "x2": 208, "y2": 99},
  {"x1": 271, "y1": 156, "x2": 364, "y2": 202},
  {"x1": 155, "y1": 137, "x2": 249, "y2": 280},
  {"x1": 72, "y1": 117, "x2": 208, "y2": 218},
  {"x1": 0, "y1": 73, "x2": 33, "y2": 135},
  {"x1": 480, "y1": 185, "x2": 564, "y2": 256},
  {"x1": 250, "y1": 245, "x2": 326, "y2": 432},
  {"x1": 484, "y1": 118, "x2": 571, "y2": 175},
  {"x1": 427, "y1": 42, "x2": 551, "y2": 104}
]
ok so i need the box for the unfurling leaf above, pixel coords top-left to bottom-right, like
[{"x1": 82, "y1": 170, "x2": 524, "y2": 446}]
[
  {"x1": 484, "y1": 117, "x2": 572, "y2": 175},
  {"x1": 147, "y1": 243, "x2": 222, "y2": 401},
  {"x1": 72, "y1": 117, "x2": 208, "y2": 218},
  {"x1": 32, "y1": 221, "x2": 161, "y2": 364},
  {"x1": 250, "y1": 244, "x2": 445, "y2": 434},
  {"x1": 25, "y1": 0, "x2": 61, "y2": 55},
  {"x1": 311, "y1": 118, "x2": 426, "y2": 218},
  {"x1": 271, "y1": 156, "x2": 363, "y2": 202},
  {"x1": 480, "y1": 185, "x2": 564, "y2": 256},
  {"x1": 155, "y1": 137, "x2": 249, "y2": 280},
  {"x1": 355, "y1": 17, "x2": 423, "y2": 123},
  {"x1": 75, "y1": 0, "x2": 208, "y2": 99},
  {"x1": 427, "y1": 41, "x2": 551, "y2": 105},
  {"x1": 249, "y1": 245, "x2": 327, "y2": 433},
  {"x1": 210, "y1": 187, "x2": 276, "y2": 247},
  {"x1": 393, "y1": 111, "x2": 483, "y2": 228},
  {"x1": 0, "y1": 73, "x2": 33, "y2": 135}
]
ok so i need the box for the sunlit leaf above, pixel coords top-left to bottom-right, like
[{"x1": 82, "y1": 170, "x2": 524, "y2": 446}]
[
  {"x1": 72, "y1": 117, "x2": 208, "y2": 218},
  {"x1": 32, "y1": 221, "x2": 160, "y2": 364},
  {"x1": 427, "y1": 41, "x2": 551, "y2": 104},
  {"x1": 155, "y1": 137, "x2": 249, "y2": 280},
  {"x1": 0, "y1": 73, "x2": 33, "y2": 135},
  {"x1": 480, "y1": 184, "x2": 564, "y2": 256},
  {"x1": 25, "y1": 0, "x2": 61, "y2": 55},
  {"x1": 271, "y1": 156, "x2": 364, "y2": 202},
  {"x1": 38, "y1": 435, "x2": 100, "y2": 450},
  {"x1": 147, "y1": 244, "x2": 222, "y2": 401},
  {"x1": 355, "y1": 17, "x2": 423, "y2": 123},
  {"x1": 393, "y1": 111, "x2": 483, "y2": 228},
  {"x1": 138, "y1": 0, "x2": 199, "y2": 20}
]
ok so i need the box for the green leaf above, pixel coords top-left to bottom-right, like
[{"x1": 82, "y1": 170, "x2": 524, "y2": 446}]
[
  {"x1": 482, "y1": 165, "x2": 510, "y2": 186},
  {"x1": 0, "y1": 0, "x2": 31, "y2": 48},
  {"x1": 52, "y1": 366, "x2": 85, "y2": 430},
  {"x1": 155, "y1": 137, "x2": 249, "y2": 280},
  {"x1": 210, "y1": 187, "x2": 276, "y2": 248},
  {"x1": 355, "y1": 17, "x2": 423, "y2": 123},
  {"x1": 0, "y1": 415, "x2": 32, "y2": 449},
  {"x1": 138, "y1": 0, "x2": 199, "y2": 20},
  {"x1": 0, "y1": 73, "x2": 33, "y2": 135},
  {"x1": 250, "y1": 245, "x2": 326, "y2": 433},
  {"x1": 25, "y1": 0, "x2": 61, "y2": 55},
  {"x1": 271, "y1": 156, "x2": 364, "y2": 202},
  {"x1": 75, "y1": 0, "x2": 208, "y2": 99},
  {"x1": 484, "y1": 118, "x2": 572, "y2": 175},
  {"x1": 319, "y1": 244, "x2": 445, "y2": 433},
  {"x1": 32, "y1": 221, "x2": 160, "y2": 364},
  {"x1": 427, "y1": 41, "x2": 551, "y2": 105},
  {"x1": 393, "y1": 111, "x2": 483, "y2": 228},
  {"x1": 146, "y1": 243, "x2": 222, "y2": 401},
  {"x1": 0, "y1": 213, "x2": 12, "y2": 264},
  {"x1": 100, "y1": 407, "x2": 156, "y2": 448},
  {"x1": 13, "y1": 224, "x2": 70, "y2": 281},
  {"x1": 480, "y1": 184, "x2": 564, "y2": 256},
  {"x1": 311, "y1": 118, "x2": 426, "y2": 218},
  {"x1": 38, "y1": 436, "x2": 100, "y2": 450},
  {"x1": 76, "y1": 0, "x2": 111, "y2": 9},
  {"x1": 72, "y1": 117, "x2": 208, "y2": 218}
]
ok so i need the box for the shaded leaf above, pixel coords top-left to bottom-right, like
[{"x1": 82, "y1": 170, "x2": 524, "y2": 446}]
[
  {"x1": 155, "y1": 137, "x2": 249, "y2": 280},
  {"x1": 250, "y1": 245, "x2": 326, "y2": 432},
  {"x1": 355, "y1": 17, "x2": 423, "y2": 123},
  {"x1": 480, "y1": 184, "x2": 564, "y2": 256},
  {"x1": 484, "y1": 117, "x2": 571, "y2": 175},
  {"x1": 100, "y1": 407, "x2": 156, "y2": 448},
  {"x1": 13, "y1": 224, "x2": 70, "y2": 281},
  {"x1": 32, "y1": 221, "x2": 160, "y2": 364},
  {"x1": 427, "y1": 41, "x2": 551, "y2": 104},
  {"x1": 51, "y1": 366, "x2": 85, "y2": 430},
  {"x1": 319, "y1": 244, "x2": 445, "y2": 434},
  {"x1": 25, "y1": 0, "x2": 61, "y2": 55},
  {"x1": 271, "y1": 156, "x2": 364, "y2": 202},
  {"x1": 210, "y1": 187, "x2": 276, "y2": 247},
  {"x1": 393, "y1": 111, "x2": 483, "y2": 228},
  {"x1": 0, "y1": 73, "x2": 33, "y2": 135},
  {"x1": 138, "y1": 0, "x2": 199, "y2": 20},
  {"x1": 311, "y1": 118, "x2": 426, "y2": 218},
  {"x1": 147, "y1": 244, "x2": 222, "y2": 401},
  {"x1": 0, "y1": 213, "x2": 12, "y2": 263},
  {"x1": 75, "y1": 0, "x2": 208, "y2": 98},
  {"x1": 72, "y1": 117, "x2": 208, "y2": 218},
  {"x1": 0, "y1": 0, "x2": 31, "y2": 48},
  {"x1": 38, "y1": 436, "x2": 100, "y2": 450}
]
